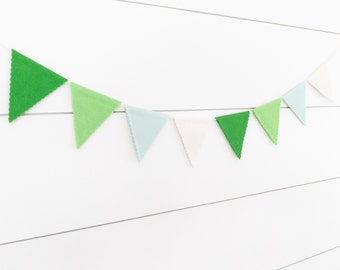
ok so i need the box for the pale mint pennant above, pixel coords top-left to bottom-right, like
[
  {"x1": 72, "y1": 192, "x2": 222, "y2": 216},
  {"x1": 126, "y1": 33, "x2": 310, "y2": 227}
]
[
  {"x1": 125, "y1": 105, "x2": 169, "y2": 161},
  {"x1": 283, "y1": 82, "x2": 306, "y2": 125}
]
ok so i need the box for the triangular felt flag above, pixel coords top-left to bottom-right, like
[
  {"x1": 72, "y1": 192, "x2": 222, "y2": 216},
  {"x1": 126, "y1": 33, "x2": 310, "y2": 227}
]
[
  {"x1": 174, "y1": 118, "x2": 211, "y2": 165},
  {"x1": 215, "y1": 111, "x2": 250, "y2": 159},
  {"x1": 253, "y1": 98, "x2": 281, "y2": 145},
  {"x1": 9, "y1": 49, "x2": 67, "y2": 122},
  {"x1": 125, "y1": 106, "x2": 169, "y2": 161},
  {"x1": 70, "y1": 82, "x2": 121, "y2": 148},
  {"x1": 307, "y1": 63, "x2": 333, "y2": 100},
  {"x1": 283, "y1": 82, "x2": 306, "y2": 125}
]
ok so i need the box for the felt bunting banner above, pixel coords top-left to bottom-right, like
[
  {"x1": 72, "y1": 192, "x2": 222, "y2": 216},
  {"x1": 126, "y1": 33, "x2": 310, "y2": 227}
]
[
  {"x1": 125, "y1": 106, "x2": 169, "y2": 161},
  {"x1": 70, "y1": 82, "x2": 121, "y2": 148},
  {"x1": 1, "y1": 44, "x2": 333, "y2": 164},
  {"x1": 307, "y1": 63, "x2": 333, "y2": 100},
  {"x1": 174, "y1": 118, "x2": 211, "y2": 165},
  {"x1": 9, "y1": 49, "x2": 68, "y2": 122},
  {"x1": 283, "y1": 82, "x2": 306, "y2": 125},
  {"x1": 215, "y1": 111, "x2": 250, "y2": 159},
  {"x1": 253, "y1": 99, "x2": 281, "y2": 145}
]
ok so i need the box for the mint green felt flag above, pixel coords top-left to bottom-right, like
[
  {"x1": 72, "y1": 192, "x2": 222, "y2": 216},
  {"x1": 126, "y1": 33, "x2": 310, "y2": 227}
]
[
  {"x1": 253, "y1": 98, "x2": 282, "y2": 144},
  {"x1": 215, "y1": 111, "x2": 250, "y2": 159},
  {"x1": 9, "y1": 49, "x2": 67, "y2": 122},
  {"x1": 283, "y1": 82, "x2": 306, "y2": 125},
  {"x1": 70, "y1": 82, "x2": 121, "y2": 148},
  {"x1": 125, "y1": 105, "x2": 169, "y2": 161}
]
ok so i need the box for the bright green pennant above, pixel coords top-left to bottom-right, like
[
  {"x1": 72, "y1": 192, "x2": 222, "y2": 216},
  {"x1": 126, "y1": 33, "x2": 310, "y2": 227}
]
[
  {"x1": 9, "y1": 49, "x2": 67, "y2": 122},
  {"x1": 70, "y1": 82, "x2": 121, "y2": 148},
  {"x1": 253, "y1": 98, "x2": 282, "y2": 144},
  {"x1": 215, "y1": 111, "x2": 250, "y2": 159}
]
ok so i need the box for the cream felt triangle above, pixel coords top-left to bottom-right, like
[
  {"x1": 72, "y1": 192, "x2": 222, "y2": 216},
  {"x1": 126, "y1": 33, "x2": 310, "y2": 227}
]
[
  {"x1": 174, "y1": 118, "x2": 211, "y2": 166},
  {"x1": 307, "y1": 63, "x2": 334, "y2": 100}
]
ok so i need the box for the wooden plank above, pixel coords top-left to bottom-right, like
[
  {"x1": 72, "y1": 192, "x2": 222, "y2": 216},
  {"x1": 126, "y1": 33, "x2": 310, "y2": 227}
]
[
  {"x1": 128, "y1": 0, "x2": 340, "y2": 33},
  {"x1": 0, "y1": 178, "x2": 339, "y2": 269},
  {"x1": 0, "y1": 0, "x2": 339, "y2": 114},
  {"x1": 281, "y1": 248, "x2": 340, "y2": 270},
  {"x1": 0, "y1": 107, "x2": 339, "y2": 243}
]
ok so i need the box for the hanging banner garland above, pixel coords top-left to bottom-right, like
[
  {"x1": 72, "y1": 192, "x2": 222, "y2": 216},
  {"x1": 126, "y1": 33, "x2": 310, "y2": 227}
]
[{"x1": 4, "y1": 48, "x2": 335, "y2": 164}]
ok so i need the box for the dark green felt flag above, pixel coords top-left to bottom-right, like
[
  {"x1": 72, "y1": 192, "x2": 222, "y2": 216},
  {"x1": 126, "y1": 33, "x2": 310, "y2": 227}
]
[
  {"x1": 9, "y1": 49, "x2": 67, "y2": 122},
  {"x1": 215, "y1": 111, "x2": 250, "y2": 159}
]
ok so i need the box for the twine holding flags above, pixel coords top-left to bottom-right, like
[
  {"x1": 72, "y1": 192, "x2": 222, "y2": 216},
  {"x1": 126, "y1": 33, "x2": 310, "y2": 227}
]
[{"x1": 6, "y1": 48, "x2": 333, "y2": 165}]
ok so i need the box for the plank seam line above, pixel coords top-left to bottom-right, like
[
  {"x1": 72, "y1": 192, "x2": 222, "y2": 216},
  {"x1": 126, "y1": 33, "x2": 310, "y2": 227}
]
[
  {"x1": 112, "y1": 0, "x2": 340, "y2": 35},
  {"x1": 0, "y1": 175, "x2": 339, "y2": 247},
  {"x1": 0, "y1": 105, "x2": 338, "y2": 117},
  {"x1": 276, "y1": 245, "x2": 340, "y2": 269}
]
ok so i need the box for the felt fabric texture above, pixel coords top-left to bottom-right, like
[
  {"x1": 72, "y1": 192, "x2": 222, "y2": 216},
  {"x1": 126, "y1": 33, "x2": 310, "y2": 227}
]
[
  {"x1": 9, "y1": 49, "x2": 67, "y2": 122},
  {"x1": 70, "y1": 82, "x2": 121, "y2": 148},
  {"x1": 283, "y1": 82, "x2": 306, "y2": 125},
  {"x1": 174, "y1": 118, "x2": 211, "y2": 166},
  {"x1": 215, "y1": 111, "x2": 250, "y2": 159},
  {"x1": 307, "y1": 63, "x2": 333, "y2": 100},
  {"x1": 253, "y1": 98, "x2": 281, "y2": 145},
  {"x1": 125, "y1": 105, "x2": 169, "y2": 161}
]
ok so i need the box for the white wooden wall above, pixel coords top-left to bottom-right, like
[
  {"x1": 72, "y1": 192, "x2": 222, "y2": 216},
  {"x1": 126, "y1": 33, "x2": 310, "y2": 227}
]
[{"x1": 0, "y1": 0, "x2": 339, "y2": 269}]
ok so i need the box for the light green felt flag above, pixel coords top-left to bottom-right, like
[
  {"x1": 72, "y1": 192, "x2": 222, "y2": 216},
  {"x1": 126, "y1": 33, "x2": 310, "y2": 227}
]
[
  {"x1": 215, "y1": 111, "x2": 250, "y2": 159},
  {"x1": 253, "y1": 98, "x2": 282, "y2": 144},
  {"x1": 9, "y1": 49, "x2": 68, "y2": 122},
  {"x1": 70, "y1": 82, "x2": 121, "y2": 148}
]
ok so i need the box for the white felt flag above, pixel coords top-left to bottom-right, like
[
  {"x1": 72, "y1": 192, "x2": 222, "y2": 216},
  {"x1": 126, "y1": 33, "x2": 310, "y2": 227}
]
[
  {"x1": 307, "y1": 63, "x2": 333, "y2": 100},
  {"x1": 174, "y1": 118, "x2": 211, "y2": 166}
]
